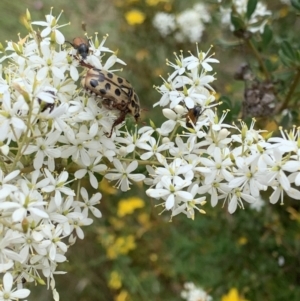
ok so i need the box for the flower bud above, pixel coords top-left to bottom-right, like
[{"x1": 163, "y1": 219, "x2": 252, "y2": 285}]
[{"x1": 22, "y1": 218, "x2": 29, "y2": 233}]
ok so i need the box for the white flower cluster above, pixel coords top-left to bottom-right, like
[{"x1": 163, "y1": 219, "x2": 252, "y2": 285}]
[
  {"x1": 153, "y1": 3, "x2": 211, "y2": 43},
  {"x1": 181, "y1": 282, "x2": 212, "y2": 301},
  {"x1": 140, "y1": 46, "x2": 300, "y2": 218},
  {"x1": 220, "y1": 0, "x2": 271, "y2": 33},
  {"x1": 0, "y1": 9, "x2": 129, "y2": 300}
]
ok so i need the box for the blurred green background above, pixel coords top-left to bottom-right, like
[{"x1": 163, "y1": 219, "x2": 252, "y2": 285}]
[{"x1": 1, "y1": 0, "x2": 300, "y2": 300}]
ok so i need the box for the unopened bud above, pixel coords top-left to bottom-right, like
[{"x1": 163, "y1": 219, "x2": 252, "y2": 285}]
[
  {"x1": 26, "y1": 9, "x2": 31, "y2": 22},
  {"x1": 22, "y1": 218, "x2": 29, "y2": 233},
  {"x1": 149, "y1": 119, "x2": 156, "y2": 129}
]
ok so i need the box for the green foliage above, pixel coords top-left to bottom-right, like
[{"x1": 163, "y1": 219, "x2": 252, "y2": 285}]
[
  {"x1": 246, "y1": 0, "x2": 258, "y2": 19},
  {"x1": 291, "y1": 0, "x2": 300, "y2": 10}
]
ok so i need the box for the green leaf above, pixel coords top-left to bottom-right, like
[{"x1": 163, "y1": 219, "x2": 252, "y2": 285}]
[
  {"x1": 279, "y1": 50, "x2": 294, "y2": 67},
  {"x1": 264, "y1": 58, "x2": 279, "y2": 72},
  {"x1": 247, "y1": 0, "x2": 258, "y2": 19},
  {"x1": 219, "y1": 96, "x2": 233, "y2": 111},
  {"x1": 261, "y1": 25, "x2": 273, "y2": 48},
  {"x1": 230, "y1": 12, "x2": 245, "y2": 31},
  {"x1": 291, "y1": 0, "x2": 300, "y2": 10},
  {"x1": 295, "y1": 49, "x2": 300, "y2": 66},
  {"x1": 280, "y1": 41, "x2": 295, "y2": 60}
]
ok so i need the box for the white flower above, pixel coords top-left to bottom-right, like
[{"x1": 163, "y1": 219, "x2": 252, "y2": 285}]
[
  {"x1": 199, "y1": 147, "x2": 233, "y2": 184},
  {"x1": 181, "y1": 282, "x2": 212, "y2": 301},
  {"x1": 184, "y1": 45, "x2": 219, "y2": 72},
  {"x1": 114, "y1": 128, "x2": 140, "y2": 155},
  {"x1": 47, "y1": 195, "x2": 75, "y2": 235},
  {"x1": 0, "y1": 170, "x2": 20, "y2": 199},
  {"x1": 259, "y1": 149, "x2": 300, "y2": 191},
  {"x1": 157, "y1": 108, "x2": 182, "y2": 135},
  {"x1": 76, "y1": 187, "x2": 102, "y2": 218},
  {"x1": 42, "y1": 169, "x2": 75, "y2": 207},
  {"x1": 105, "y1": 159, "x2": 145, "y2": 192},
  {"x1": 0, "y1": 230, "x2": 24, "y2": 272},
  {"x1": 89, "y1": 34, "x2": 113, "y2": 54},
  {"x1": 68, "y1": 213, "x2": 93, "y2": 239},
  {"x1": 153, "y1": 76, "x2": 183, "y2": 108},
  {"x1": 0, "y1": 272, "x2": 30, "y2": 300},
  {"x1": 60, "y1": 125, "x2": 100, "y2": 167},
  {"x1": 269, "y1": 180, "x2": 300, "y2": 205},
  {"x1": 172, "y1": 183, "x2": 206, "y2": 219},
  {"x1": 23, "y1": 169, "x2": 50, "y2": 191},
  {"x1": 29, "y1": 44, "x2": 68, "y2": 81},
  {"x1": 31, "y1": 10, "x2": 67, "y2": 44},
  {"x1": 146, "y1": 176, "x2": 192, "y2": 211},
  {"x1": 41, "y1": 224, "x2": 68, "y2": 261},
  {"x1": 153, "y1": 12, "x2": 176, "y2": 37},
  {"x1": 19, "y1": 228, "x2": 47, "y2": 260},
  {"x1": 198, "y1": 176, "x2": 226, "y2": 207},
  {"x1": 226, "y1": 187, "x2": 256, "y2": 214},
  {"x1": 166, "y1": 52, "x2": 186, "y2": 81},
  {"x1": 74, "y1": 156, "x2": 107, "y2": 189},
  {"x1": 176, "y1": 8, "x2": 206, "y2": 43},
  {"x1": 138, "y1": 136, "x2": 171, "y2": 160},
  {"x1": 7, "y1": 188, "x2": 49, "y2": 222},
  {"x1": 155, "y1": 157, "x2": 194, "y2": 185},
  {"x1": 23, "y1": 129, "x2": 62, "y2": 171},
  {"x1": 169, "y1": 136, "x2": 194, "y2": 158},
  {"x1": 267, "y1": 126, "x2": 300, "y2": 154},
  {"x1": 229, "y1": 156, "x2": 266, "y2": 197},
  {"x1": 196, "y1": 128, "x2": 232, "y2": 153},
  {"x1": 0, "y1": 96, "x2": 26, "y2": 141}
]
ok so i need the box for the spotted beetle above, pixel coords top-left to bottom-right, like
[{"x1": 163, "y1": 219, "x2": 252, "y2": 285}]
[{"x1": 82, "y1": 68, "x2": 141, "y2": 137}]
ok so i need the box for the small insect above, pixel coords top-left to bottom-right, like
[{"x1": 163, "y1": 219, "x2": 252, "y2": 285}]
[
  {"x1": 37, "y1": 90, "x2": 56, "y2": 113},
  {"x1": 186, "y1": 106, "x2": 204, "y2": 128},
  {"x1": 82, "y1": 68, "x2": 141, "y2": 137},
  {"x1": 66, "y1": 37, "x2": 90, "y2": 59}
]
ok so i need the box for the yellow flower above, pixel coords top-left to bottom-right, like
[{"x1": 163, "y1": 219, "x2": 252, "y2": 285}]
[
  {"x1": 107, "y1": 235, "x2": 136, "y2": 259},
  {"x1": 115, "y1": 290, "x2": 130, "y2": 301},
  {"x1": 108, "y1": 271, "x2": 122, "y2": 290},
  {"x1": 238, "y1": 236, "x2": 248, "y2": 245},
  {"x1": 279, "y1": 7, "x2": 289, "y2": 18},
  {"x1": 136, "y1": 49, "x2": 149, "y2": 61},
  {"x1": 221, "y1": 288, "x2": 249, "y2": 301},
  {"x1": 100, "y1": 178, "x2": 117, "y2": 194},
  {"x1": 125, "y1": 10, "x2": 146, "y2": 25},
  {"x1": 109, "y1": 217, "x2": 126, "y2": 230},
  {"x1": 117, "y1": 197, "x2": 145, "y2": 217},
  {"x1": 117, "y1": 235, "x2": 136, "y2": 254}
]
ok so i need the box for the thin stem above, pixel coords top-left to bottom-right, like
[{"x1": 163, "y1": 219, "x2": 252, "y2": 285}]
[
  {"x1": 0, "y1": 156, "x2": 8, "y2": 173},
  {"x1": 277, "y1": 68, "x2": 300, "y2": 112},
  {"x1": 169, "y1": 121, "x2": 181, "y2": 142},
  {"x1": 9, "y1": 93, "x2": 35, "y2": 172},
  {"x1": 246, "y1": 39, "x2": 271, "y2": 81},
  {"x1": 121, "y1": 157, "x2": 160, "y2": 166}
]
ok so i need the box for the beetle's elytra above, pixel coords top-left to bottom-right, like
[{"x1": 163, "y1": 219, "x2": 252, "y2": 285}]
[{"x1": 82, "y1": 68, "x2": 141, "y2": 137}]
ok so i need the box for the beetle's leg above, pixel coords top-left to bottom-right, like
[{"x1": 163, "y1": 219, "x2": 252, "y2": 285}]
[{"x1": 106, "y1": 111, "x2": 127, "y2": 138}]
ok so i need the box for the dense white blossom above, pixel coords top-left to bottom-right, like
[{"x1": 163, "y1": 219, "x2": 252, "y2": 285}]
[
  {"x1": 181, "y1": 282, "x2": 212, "y2": 301},
  {"x1": 152, "y1": 12, "x2": 176, "y2": 37},
  {"x1": 153, "y1": 3, "x2": 211, "y2": 43}
]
